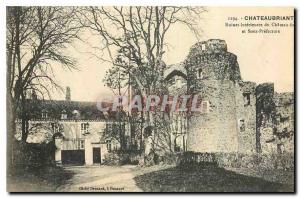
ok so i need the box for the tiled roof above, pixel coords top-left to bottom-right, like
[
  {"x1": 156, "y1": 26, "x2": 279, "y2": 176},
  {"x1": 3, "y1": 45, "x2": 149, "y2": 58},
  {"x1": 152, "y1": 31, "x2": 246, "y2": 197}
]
[{"x1": 21, "y1": 99, "x2": 121, "y2": 121}]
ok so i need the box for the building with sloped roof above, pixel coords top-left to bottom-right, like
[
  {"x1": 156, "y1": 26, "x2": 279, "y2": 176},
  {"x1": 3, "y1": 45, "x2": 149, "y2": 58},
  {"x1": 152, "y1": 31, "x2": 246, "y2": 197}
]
[{"x1": 15, "y1": 88, "x2": 128, "y2": 165}]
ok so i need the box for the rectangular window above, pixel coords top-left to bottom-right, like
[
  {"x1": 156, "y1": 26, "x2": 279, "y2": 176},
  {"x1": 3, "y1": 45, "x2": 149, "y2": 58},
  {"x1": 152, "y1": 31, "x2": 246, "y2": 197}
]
[
  {"x1": 61, "y1": 111, "x2": 67, "y2": 119},
  {"x1": 175, "y1": 78, "x2": 182, "y2": 88},
  {"x1": 51, "y1": 123, "x2": 59, "y2": 133},
  {"x1": 201, "y1": 101, "x2": 210, "y2": 113},
  {"x1": 81, "y1": 123, "x2": 89, "y2": 135},
  {"x1": 42, "y1": 111, "x2": 48, "y2": 119},
  {"x1": 239, "y1": 119, "x2": 245, "y2": 132},
  {"x1": 62, "y1": 114, "x2": 67, "y2": 119},
  {"x1": 243, "y1": 93, "x2": 251, "y2": 106},
  {"x1": 79, "y1": 140, "x2": 85, "y2": 150},
  {"x1": 106, "y1": 123, "x2": 112, "y2": 134},
  {"x1": 197, "y1": 68, "x2": 203, "y2": 79},
  {"x1": 107, "y1": 140, "x2": 112, "y2": 152}
]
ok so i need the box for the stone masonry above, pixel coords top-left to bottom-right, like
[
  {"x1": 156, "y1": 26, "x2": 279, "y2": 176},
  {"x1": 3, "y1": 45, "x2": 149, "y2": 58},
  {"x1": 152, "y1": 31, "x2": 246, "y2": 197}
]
[{"x1": 165, "y1": 39, "x2": 294, "y2": 154}]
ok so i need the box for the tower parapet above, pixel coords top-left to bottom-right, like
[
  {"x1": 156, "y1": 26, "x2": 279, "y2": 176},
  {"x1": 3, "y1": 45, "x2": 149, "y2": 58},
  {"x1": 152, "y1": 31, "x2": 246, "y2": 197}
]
[
  {"x1": 189, "y1": 39, "x2": 228, "y2": 55},
  {"x1": 185, "y1": 39, "x2": 241, "y2": 90}
]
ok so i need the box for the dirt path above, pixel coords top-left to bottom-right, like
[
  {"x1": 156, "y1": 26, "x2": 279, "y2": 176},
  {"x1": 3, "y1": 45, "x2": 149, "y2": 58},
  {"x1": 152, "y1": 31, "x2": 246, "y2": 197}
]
[{"x1": 56, "y1": 165, "x2": 172, "y2": 192}]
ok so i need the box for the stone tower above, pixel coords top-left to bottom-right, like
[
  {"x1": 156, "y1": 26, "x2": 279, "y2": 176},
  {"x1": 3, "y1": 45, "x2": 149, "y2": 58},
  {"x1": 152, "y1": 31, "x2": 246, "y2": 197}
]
[{"x1": 184, "y1": 39, "x2": 243, "y2": 153}]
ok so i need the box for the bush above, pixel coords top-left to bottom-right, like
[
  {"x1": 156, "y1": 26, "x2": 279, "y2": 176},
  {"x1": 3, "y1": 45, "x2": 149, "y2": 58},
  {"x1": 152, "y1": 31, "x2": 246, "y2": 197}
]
[
  {"x1": 215, "y1": 152, "x2": 294, "y2": 170},
  {"x1": 174, "y1": 152, "x2": 294, "y2": 170},
  {"x1": 177, "y1": 152, "x2": 218, "y2": 169},
  {"x1": 160, "y1": 152, "x2": 178, "y2": 165},
  {"x1": 103, "y1": 150, "x2": 143, "y2": 165},
  {"x1": 12, "y1": 141, "x2": 56, "y2": 169}
]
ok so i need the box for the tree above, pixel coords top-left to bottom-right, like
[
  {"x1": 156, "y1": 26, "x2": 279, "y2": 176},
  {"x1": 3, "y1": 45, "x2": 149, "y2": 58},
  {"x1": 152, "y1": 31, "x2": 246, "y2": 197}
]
[
  {"x1": 81, "y1": 6, "x2": 205, "y2": 95},
  {"x1": 80, "y1": 6, "x2": 205, "y2": 156},
  {"x1": 6, "y1": 6, "x2": 82, "y2": 167}
]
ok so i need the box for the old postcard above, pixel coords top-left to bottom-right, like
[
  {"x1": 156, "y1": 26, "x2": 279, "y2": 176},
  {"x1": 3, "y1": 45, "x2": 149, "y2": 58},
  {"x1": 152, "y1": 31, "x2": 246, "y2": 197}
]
[{"x1": 6, "y1": 6, "x2": 294, "y2": 192}]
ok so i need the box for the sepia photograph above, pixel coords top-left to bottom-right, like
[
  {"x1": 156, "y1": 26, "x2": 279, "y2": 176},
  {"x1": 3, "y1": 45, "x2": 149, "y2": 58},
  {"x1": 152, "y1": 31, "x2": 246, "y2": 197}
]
[{"x1": 5, "y1": 5, "x2": 295, "y2": 192}]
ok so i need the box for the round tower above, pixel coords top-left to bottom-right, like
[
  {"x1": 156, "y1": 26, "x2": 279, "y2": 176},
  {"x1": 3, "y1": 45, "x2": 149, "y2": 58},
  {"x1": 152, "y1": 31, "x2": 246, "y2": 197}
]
[{"x1": 185, "y1": 39, "x2": 242, "y2": 153}]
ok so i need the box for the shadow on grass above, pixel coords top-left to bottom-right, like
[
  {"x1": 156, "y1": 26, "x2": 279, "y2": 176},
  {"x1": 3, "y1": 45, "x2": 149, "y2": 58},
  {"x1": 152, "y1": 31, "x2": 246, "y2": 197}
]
[
  {"x1": 8, "y1": 165, "x2": 75, "y2": 192},
  {"x1": 133, "y1": 165, "x2": 294, "y2": 192}
]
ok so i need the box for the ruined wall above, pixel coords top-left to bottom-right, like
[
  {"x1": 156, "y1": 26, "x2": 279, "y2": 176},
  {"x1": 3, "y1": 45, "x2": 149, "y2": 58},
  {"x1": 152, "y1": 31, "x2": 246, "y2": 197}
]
[
  {"x1": 256, "y1": 87, "x2": 294, "y2": 154},
  {"x1": 255, "y1": 83, "x2": 277, "y2": 153},
  {"x1": 166, "y1": 72, "x2": 188, "y2": 152},
  {"x1": 163, "y1": 39, "x2": 293, "y2": 155},
  {"x1": 184, "y1": 39, "x2": 242, "y2": 153},
  {"x1": 274, "y1": 92, "x2": 294, "y2": 153},
  {"x1": 235, "y1": 81, "x2": 257, "y2": 153}
]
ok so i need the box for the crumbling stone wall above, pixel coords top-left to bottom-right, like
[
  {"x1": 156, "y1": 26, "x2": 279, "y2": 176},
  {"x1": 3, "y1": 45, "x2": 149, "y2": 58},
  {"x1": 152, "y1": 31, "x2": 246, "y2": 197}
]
[
  {"x1": 256, "y1": 84, "x2": 294, "y2": 154},
  {"x1": 274, "y1": 92, "x2": 294, "y2": 153},
  {"x1": 164, "y1": 65, "x2": 188, "y2": 152},
  {"x1": 255, "y1": 83, "x2": 276, "y2": 153},
  {"x1": 235, "y1": 81, "x2": 257, "y2": 153}
]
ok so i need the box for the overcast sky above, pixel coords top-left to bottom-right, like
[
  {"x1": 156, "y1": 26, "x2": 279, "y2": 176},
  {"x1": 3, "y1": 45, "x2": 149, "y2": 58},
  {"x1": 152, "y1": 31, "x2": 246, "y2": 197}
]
[{"x1": 52, "y1": 7, "x2": 294, "y2": 102}]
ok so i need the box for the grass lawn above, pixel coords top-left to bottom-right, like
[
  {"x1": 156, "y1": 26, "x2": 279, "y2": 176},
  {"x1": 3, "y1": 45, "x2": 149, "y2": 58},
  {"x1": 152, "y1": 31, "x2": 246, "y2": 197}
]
[
  {"x1": 133, "y1": 165, "x2": 294, "y2": 192},
  {"x1": 7, "y1": 165, "x2": 74, "y2": 192}
]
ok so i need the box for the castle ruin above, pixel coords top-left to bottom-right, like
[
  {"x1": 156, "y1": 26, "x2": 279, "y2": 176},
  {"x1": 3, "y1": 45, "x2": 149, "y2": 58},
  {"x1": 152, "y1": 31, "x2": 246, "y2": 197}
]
[{"x1": 165, "y1": 39, "x2": 294, "y2": 154}]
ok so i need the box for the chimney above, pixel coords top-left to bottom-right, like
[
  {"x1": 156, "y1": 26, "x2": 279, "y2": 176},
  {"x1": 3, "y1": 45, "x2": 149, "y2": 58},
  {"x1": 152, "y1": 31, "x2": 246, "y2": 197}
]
[{"x1": 66, "y1": 86, "x2": 71, "y2": 101}]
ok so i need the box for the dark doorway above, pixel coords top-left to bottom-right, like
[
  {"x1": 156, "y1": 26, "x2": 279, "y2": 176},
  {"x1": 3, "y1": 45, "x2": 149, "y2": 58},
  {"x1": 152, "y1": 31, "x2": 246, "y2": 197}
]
[
  {"x1": 61, "y1": 150, "x2": 85, "y2": 165},
  {"x1": 93, "y1": 148, "x2": 101, "y2": 164}
]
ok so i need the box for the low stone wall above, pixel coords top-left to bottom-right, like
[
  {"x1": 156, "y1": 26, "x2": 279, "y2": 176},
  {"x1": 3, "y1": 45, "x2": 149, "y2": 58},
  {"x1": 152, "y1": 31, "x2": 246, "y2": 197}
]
[
  {"x1": 216, "y1": 152, "x2": 294, "y2": 170},
  {"x1": 176, "y1": 152, "x2": 294, "y2": 170},
  {"x1": 103, "y1": 151, "x2": 294, "y2": 170},
  {"x1": 177, "y1": 152, "x2": 215, "y2": 163},
  {"x1": 103, "y1": 151, "x2": 178, "y2": 166}
]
